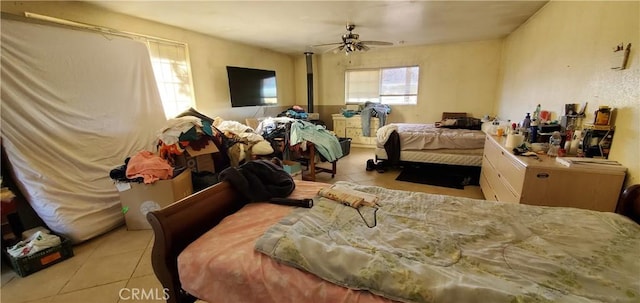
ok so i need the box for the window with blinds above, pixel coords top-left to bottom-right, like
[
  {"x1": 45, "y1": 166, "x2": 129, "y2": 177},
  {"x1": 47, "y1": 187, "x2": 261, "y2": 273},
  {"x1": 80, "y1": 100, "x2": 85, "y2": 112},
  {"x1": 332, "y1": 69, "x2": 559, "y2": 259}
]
[
  {"x1": 345, "y1": 66, "x2": 419, "y2": 105},
  {"x1": 146, "y1": 40, "x2": 195, "y2": 119}
]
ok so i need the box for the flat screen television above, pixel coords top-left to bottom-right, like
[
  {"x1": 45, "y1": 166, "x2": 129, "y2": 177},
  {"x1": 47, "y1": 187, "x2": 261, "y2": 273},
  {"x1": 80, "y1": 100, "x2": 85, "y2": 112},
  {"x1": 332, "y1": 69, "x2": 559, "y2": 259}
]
[{"x1": 226, "y1": 66, "x2": 278, "y2": 107}]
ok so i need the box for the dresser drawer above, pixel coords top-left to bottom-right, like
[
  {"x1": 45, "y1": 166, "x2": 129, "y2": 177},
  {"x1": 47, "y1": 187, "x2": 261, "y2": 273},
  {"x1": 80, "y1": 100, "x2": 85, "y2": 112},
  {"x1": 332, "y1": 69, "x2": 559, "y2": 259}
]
[
  {"x1": 346, "y1": 128, "x2": 369, "y2": 144},
  {"x1": 345, "y1": 118, "x2": 361, "y2": 128},
  {"x1": 346, "y1": 126, "x2": 377, "y2": 138},
  {"x1": 482, "y1": 156, "x2": 520, "y2": 203},
  {"x1": 480, "y1": 168, "x2": 498, "y2": 202},
  {"x1": 333, "y1": 120, "x2": 346, "y2": 137},
  {"x1": 346, "y1": 117, "x2": 379, "y2": 129},
  {"x1": 496, "y1": 152, "x2": 525, "y2": 195},
  {"x1": 346, "y1": 127, "x2": 363, "y2": 138},
  {"x1": 483, "y1": 136, "x2": 502, "y2": 167}
]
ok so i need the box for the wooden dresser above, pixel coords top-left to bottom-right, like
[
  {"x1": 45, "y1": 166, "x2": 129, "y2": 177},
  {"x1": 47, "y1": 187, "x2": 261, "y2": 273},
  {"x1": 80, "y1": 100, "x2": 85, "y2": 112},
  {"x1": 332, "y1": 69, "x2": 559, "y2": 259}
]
[
  {"x1": 331, "y1": 114, "x2": 379, "y2": 148},
  {"x1": 480, "y1": 135, "x2": 625, "y2": 212}
]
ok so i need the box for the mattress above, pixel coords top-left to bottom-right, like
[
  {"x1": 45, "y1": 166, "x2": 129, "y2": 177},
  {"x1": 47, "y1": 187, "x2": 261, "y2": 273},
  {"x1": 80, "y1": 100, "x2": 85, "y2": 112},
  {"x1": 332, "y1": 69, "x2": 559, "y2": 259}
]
[
  {"x1": 1, "y1": 19, "x2": 167, "y2": 242},
  {"x1": 177, "y1": 181, "x2": 393, "y2": 303},
  {"x1": 376, "y1": 123, "x2": 486, "y2": 150},
  {"x1": 375, "y1": 148, "x2": 483, "y2": 166}
]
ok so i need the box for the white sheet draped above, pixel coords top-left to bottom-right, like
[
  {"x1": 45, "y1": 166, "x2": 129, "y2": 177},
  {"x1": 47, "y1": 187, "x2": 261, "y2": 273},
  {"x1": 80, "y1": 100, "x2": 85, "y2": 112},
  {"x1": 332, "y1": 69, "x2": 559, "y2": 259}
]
[{"x1": 1, "y1": 18, "x2": 167, "y2": 243}]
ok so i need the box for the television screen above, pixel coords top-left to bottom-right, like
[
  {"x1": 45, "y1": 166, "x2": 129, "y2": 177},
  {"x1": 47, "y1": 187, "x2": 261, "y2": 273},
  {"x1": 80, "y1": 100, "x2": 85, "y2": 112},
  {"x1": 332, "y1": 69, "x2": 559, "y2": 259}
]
[{"x1": 226, "y1": 66, "x2": 278, "y2": 107}]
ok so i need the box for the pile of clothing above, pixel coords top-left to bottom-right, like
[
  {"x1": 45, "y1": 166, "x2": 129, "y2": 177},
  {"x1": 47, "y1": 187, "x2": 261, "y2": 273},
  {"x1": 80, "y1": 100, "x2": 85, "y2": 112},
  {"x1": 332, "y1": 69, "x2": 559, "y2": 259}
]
[
  {"x1": 277, "y1": 105, "x2": 308, "y2": 120},
  {"x1": 157, "y1": 114, "x2": 230, "y2": 171},
  {"x1": 110, "y1": 150, "x2": 180, "y2": 184},
  {"x1": 7, "y1": 229, "x2": 61, "y2": 258},
  {"x1": 212, "y1": 117, "x2": 274, "y2": 167},
  {"x1": 110, "y1": 108, "x2": 229, "y2": 191}
]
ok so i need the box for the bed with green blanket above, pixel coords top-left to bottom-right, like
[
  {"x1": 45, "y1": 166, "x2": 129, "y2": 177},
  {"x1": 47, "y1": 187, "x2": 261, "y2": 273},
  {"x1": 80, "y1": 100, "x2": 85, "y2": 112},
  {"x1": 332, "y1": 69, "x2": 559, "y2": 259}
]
[
  {"x1": 255, "y1": 181, "x2": 639, "y2": 303},
  {"x1": 148, "y1": 180, "x2": 640, "y2": 303}
]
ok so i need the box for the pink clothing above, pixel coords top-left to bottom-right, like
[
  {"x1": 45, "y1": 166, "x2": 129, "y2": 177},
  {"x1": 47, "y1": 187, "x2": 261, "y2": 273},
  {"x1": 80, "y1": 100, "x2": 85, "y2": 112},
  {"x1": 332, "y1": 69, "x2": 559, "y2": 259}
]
[{"x1": 125, "y1": 150, "x2": 173, "y2": 184}]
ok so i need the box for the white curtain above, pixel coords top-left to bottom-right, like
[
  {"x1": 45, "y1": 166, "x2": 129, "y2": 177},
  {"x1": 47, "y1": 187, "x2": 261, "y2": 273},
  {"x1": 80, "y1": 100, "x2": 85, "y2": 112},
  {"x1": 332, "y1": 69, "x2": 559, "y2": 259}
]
[{"x1": 1, "y1": 18, "x2": 168, "y2": 243}]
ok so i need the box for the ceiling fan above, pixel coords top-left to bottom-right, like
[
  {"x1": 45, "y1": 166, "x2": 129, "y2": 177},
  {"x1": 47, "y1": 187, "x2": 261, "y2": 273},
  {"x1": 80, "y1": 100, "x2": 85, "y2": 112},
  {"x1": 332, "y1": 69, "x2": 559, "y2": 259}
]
[{"x1": 312, "y1": 24, "x2": 393, "y2": 54}]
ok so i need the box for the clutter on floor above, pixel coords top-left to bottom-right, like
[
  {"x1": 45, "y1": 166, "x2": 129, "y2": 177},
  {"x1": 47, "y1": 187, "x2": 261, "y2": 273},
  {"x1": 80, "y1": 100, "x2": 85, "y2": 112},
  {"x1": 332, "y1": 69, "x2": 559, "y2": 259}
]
[
  {"x1": 396, "y1": 163, "x2": 481, "y2": 189},
  {"x1": 256, "y1": 117, "x2": 349, "y2": 181},
  {"x1": 5, "y1": 226, "x2": 74, "y2": 277}
]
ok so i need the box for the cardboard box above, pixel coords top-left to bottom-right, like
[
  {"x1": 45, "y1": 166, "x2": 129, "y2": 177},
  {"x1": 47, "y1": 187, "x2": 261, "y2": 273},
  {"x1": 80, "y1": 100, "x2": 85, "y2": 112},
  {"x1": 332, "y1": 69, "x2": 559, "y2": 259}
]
[
  {"x1": 8, "y1": 234, "x2": 74, "y2": 277},
  {"x1": 116, "y1": 169, "x2": 193, "y2": 230},
  {"x1": 282, "y1": 160, "x2": 302, "y2": 176},
  {"x1": 178, "y1": 153, "x2": 215, "y2": 173},
  {"x1": 175, "y1": 143, "x2": 218, "y2": 173}
]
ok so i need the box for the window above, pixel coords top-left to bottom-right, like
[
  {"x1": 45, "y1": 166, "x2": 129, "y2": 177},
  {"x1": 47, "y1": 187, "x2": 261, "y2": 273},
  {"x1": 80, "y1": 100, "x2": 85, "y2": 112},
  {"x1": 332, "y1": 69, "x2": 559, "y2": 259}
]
[
  {"x1": 345, "y1": 66, "x2": 419, "y2": 105},
  {"x1": 20, "y1": 13, "x2": 195, "y2": 119},
  {"x1": 146, "y1": 40, "x2": 195, "y2": 119}
]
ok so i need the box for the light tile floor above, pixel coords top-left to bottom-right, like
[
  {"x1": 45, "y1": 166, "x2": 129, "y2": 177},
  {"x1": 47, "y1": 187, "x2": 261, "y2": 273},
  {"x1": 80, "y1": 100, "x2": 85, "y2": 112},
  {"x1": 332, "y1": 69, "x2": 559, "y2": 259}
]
[{"x1": 0, "y1": 147, "x2": 484, "y2": 303}]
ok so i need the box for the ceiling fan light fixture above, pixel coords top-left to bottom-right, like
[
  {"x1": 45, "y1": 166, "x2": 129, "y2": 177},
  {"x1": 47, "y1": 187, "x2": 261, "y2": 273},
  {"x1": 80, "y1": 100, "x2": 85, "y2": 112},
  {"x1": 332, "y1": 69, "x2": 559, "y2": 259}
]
[{"x1": 312, "y1": 24, "x2": 392, "y2": 55}]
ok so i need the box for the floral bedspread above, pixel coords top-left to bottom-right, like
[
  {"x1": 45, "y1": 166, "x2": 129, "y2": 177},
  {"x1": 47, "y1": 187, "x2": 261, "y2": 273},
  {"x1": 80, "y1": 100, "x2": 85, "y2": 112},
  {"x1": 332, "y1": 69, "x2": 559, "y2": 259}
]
[{"x1": 255, "y1": 181, "x2": 640, "y2": 303}]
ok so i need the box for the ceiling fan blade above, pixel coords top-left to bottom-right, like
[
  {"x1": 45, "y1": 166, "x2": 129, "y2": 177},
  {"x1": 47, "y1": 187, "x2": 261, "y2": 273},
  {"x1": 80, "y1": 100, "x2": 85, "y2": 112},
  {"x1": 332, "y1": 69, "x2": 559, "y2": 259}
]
[
  {"x1": 353, "y1": 42, "x2": 369, "y2": 51},
  {"x1": 311, "y1": 42, "x2": 343, "y2": 47},
  {"x1": 325, "y1": 44, "x2": 344, "y2": 54},
  {"x1": 360, "y1": 41, "x2": 394, "y2": 46}
]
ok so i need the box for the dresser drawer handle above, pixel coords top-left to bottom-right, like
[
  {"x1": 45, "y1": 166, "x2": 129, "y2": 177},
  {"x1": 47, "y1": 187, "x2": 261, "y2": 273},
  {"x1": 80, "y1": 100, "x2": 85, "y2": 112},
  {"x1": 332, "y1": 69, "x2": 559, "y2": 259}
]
[{"x1": 537, "y1": 173, "x2": 550, "y2": 179}]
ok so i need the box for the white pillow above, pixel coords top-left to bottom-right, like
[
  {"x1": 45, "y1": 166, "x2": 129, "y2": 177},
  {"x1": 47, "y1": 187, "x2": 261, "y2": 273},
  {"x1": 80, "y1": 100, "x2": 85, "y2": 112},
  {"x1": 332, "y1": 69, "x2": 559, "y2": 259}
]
[
  {"x1": 252, "y1": 140, "x2": 274, "y2": 155},
  {"x1": 441, "y1": 119, "x2": 458, "y2": 126}
]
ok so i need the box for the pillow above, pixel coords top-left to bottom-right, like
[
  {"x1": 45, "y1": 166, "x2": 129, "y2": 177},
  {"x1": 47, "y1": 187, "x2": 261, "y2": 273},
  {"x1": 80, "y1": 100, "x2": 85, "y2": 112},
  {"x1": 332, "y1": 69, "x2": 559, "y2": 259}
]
[
  {"x1": 440, "y1": 119, "x2": 458, "y2": 126},
  {"x1": 252, "y1": 140, "x2": 275, "y2": 155},
  {"x1": 438, "y1": 117, "x2": 482, "y2": 130}
]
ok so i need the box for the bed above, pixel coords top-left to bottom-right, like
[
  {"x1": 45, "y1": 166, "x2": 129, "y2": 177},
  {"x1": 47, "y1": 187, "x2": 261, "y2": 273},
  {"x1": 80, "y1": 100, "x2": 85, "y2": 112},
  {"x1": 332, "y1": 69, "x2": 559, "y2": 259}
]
[
  {"x1": 148, "y1": 180, "x2": 640, "y2": 303},
  {"x1": 375, "y1": 112, "x2": 486, "y2": 167}
]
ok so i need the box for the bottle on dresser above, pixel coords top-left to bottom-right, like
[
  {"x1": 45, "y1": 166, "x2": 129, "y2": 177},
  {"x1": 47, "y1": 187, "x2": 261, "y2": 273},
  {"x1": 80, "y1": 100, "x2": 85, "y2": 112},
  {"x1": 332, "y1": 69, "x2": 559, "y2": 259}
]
[{"x1": 522, "y1": 113, "x2": 531, "y2": 142}]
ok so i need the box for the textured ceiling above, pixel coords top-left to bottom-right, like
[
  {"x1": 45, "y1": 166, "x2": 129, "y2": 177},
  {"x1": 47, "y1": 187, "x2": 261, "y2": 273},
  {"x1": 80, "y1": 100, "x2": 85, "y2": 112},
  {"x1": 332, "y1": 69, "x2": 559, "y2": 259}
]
[{"x1": 90, "y1": 1, "x2": 548, "y2": 55}]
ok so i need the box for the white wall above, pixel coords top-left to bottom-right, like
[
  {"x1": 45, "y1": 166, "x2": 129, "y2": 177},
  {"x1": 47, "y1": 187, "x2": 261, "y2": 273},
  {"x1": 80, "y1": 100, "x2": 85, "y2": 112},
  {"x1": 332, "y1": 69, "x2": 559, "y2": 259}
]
[
  {"x1": 0, "y1": 1, "x2": 297, "y2": 122},
  {"x1": 497, "y1": 1, "x2": 639, "y2": 186},
  {"x1": 301, "y1": 40, "x2": 503, "y2": 124}
]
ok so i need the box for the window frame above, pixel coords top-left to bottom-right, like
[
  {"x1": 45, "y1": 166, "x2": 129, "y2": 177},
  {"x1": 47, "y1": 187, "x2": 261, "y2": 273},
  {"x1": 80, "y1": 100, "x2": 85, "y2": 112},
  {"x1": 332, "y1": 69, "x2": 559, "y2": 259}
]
[
  {"x1": 144, "y1": 39, "x2": 196, "y2": 119},
  {"x1": 344, "y1": 65, "x2": 419, "y2": 105}
]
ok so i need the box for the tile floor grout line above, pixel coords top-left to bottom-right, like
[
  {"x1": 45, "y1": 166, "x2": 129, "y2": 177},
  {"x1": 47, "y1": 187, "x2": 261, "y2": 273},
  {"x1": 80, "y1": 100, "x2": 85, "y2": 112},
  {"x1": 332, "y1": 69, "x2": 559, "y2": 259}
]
[
  {"x1": 126, "y1": 245, "x2": 149, "y2": 281},
  {"x1": 55, "y1": 239, "x2": 104, "y2": 297},
  {"x1": 56, "y1": 247, "x2": 146, "y2": 295}
]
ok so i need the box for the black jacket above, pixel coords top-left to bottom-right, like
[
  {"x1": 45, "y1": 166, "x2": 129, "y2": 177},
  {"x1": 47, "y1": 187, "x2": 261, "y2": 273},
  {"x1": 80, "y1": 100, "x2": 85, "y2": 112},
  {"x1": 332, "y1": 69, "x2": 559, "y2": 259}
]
[{"x1": 219, "y1": 159, "x2": 295, "y2": 203}]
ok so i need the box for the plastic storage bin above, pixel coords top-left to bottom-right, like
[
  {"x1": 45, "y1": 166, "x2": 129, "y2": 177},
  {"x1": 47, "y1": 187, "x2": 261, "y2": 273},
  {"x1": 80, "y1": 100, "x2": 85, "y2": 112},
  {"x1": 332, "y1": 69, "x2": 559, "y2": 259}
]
[
  {"x1": 8, "y1": 235, "x2": 74, "y2": 277},
  {"x1": 338, "y1": 137, "x2": 352, "y2": 158}
]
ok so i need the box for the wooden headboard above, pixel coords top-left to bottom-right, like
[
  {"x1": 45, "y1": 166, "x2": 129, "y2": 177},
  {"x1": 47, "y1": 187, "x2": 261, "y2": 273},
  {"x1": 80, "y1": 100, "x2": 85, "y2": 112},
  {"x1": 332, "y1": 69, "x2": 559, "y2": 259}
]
[
  {"x1": 147, "y1": 181, "x2": 245, "y2": 303},
  {"x1": 442, "y1": 112, "x2": 468, "y2": 120},
  {"x1": 616, "y1": 184, "x2": 640, "y2": 224}
]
